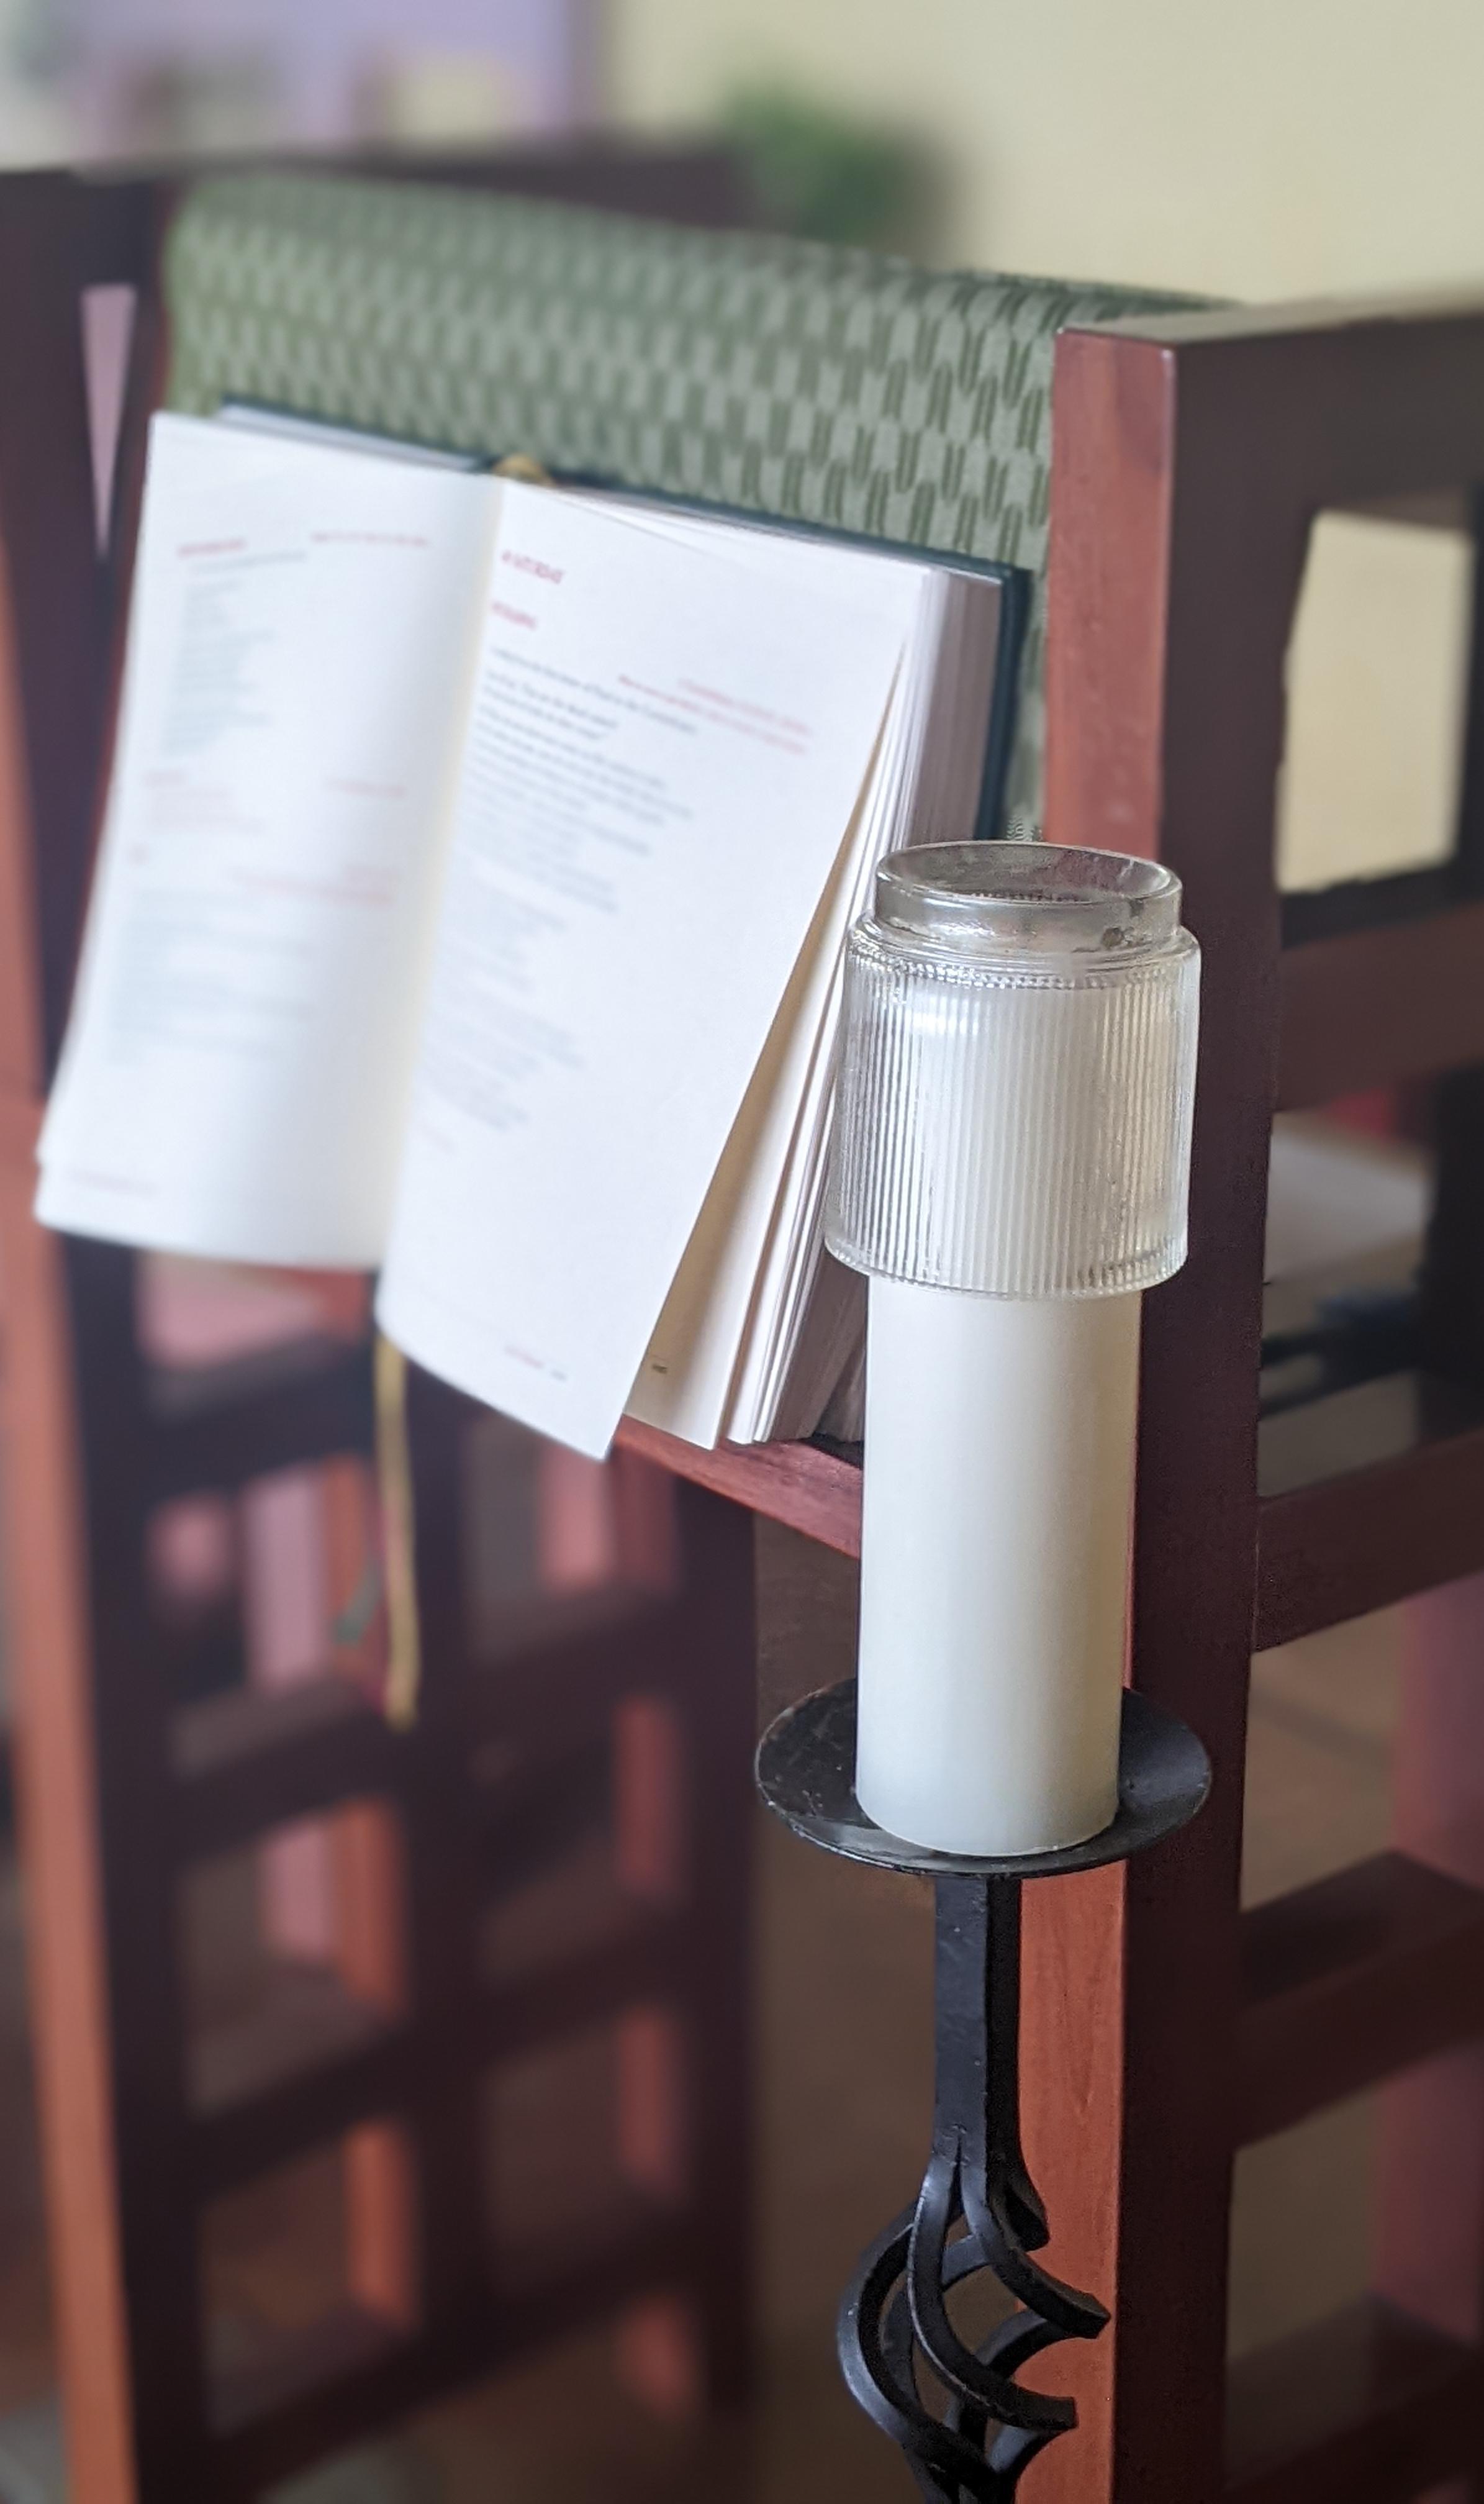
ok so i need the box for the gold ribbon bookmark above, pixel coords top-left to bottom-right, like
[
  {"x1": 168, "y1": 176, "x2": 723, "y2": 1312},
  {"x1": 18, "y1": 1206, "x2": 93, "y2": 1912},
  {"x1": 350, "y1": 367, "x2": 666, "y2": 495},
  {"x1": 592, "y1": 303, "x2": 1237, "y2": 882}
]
[
  {"x1": 374, "y1": 1331, "x2": 422, "y2": 1730},
  {"x1": 492, "y1": 452, "x2": 554, "y2": 486}
]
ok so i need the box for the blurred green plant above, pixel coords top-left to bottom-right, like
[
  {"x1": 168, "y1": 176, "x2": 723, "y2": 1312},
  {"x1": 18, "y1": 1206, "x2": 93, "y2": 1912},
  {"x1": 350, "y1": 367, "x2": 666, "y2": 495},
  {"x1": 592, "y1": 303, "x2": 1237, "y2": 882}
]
[{"x1": 718, "y1": 82, "x2": 936, "y2": 254}]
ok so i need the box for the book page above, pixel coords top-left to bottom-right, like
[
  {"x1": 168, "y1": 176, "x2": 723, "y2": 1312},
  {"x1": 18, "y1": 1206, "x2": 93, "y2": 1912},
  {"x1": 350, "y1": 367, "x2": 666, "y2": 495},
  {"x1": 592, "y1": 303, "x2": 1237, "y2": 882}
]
[
  {"x1": 622, "y1": 821, "x2": 871, "y2": 1449},
  {"x1": 37, "y1": 414, "x2": 497, "y2": 1264},
  {"x1": 628, "y1": 548, "x2": 1004, "y2": 1445},
  {"x1": 376, "y1": 483, "x2": 906, "y2": 1458},
  {"x1": 727, "y1": 568, "x2": 1006, "y2": 1441},
  {"x1": 616, "y1": 507, "x2": 930, "y2": 1444}
]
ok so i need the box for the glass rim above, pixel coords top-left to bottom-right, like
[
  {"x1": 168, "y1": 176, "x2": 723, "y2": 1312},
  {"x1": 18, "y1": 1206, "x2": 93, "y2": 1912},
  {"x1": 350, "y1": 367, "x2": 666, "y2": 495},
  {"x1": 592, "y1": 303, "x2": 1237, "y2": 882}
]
[{"x1": 871, "y1": 841, "x2": 1185, "y2": 956}]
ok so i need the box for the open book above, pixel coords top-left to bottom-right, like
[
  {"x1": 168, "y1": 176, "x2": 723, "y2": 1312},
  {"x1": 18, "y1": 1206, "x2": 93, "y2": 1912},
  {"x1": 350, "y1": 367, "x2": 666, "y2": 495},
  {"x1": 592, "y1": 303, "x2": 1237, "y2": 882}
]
[{"x1": 38, "y1": 410, "x2": 1023, "y2": 1458}]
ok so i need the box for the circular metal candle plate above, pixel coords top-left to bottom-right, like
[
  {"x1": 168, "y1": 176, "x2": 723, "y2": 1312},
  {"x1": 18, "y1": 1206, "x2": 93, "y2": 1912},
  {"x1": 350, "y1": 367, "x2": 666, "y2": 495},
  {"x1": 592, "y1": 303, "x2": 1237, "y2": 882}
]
[{"x1": 756, "y1": 1681, "x2": 1211, "y2": 1879}]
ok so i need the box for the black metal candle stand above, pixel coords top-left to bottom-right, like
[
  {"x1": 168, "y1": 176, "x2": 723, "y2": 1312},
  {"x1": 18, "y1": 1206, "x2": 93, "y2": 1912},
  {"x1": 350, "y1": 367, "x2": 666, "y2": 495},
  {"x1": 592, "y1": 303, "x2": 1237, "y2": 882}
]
[{"x1": 756, "y1": 1682, "x2": 1211, "y2": 2500}]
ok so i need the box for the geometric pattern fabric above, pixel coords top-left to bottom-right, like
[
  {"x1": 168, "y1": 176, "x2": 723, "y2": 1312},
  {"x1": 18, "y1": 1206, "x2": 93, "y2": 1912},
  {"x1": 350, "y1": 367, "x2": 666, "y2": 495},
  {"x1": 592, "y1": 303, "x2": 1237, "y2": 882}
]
[{"x1": 166, "y1": 173, "x2": 1202, "y2": 819}]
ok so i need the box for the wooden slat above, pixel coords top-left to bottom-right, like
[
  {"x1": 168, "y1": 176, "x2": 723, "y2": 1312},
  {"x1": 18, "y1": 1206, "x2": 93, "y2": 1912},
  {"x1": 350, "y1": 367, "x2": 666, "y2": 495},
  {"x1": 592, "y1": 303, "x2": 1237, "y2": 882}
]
[
  {"x1": 153, "y1": 1598, "x2": 245, "y2": 1704},
  {"x1": 477, "y1": 1731, "x2": 610, "y2": 1893},
  {"x1": 148, "y1": 1334, "x2": 368, "y2": 1428},
  {"x1": 471, "y1": 1584, "x2": 690, "y2": 1746},
  {"x1": 190, "y1": 1915, "x2": 685, "y2": 2196},
  {"x1": 0, "y1": 1078, "x2": 138, "y2": 2496},
  {"x1": 190, "y1": 1964, "x2": 399, "y2": 2121},
  {"x1": 477, "y1": 1578, "x2": 681, "y2": 1670},
  {"x1": 191, "y1": 2029, "x2": 415, "y2": 2199},
  {"x1": 1278, "y1": 901, "x2": 1484, "y2": 1109},
  {"x1": 1280, "y1": 863, "x2": 1461, "y2": 949},
  {"x1": 616, "y1": 1417, "x2": 863, "y2": 1558},
  {"x1": 475, "y1": 1920, "x2": 688, "y2": 2070},
  {"x1": 635, "y1": 1478, "x2": 759, "y2": 2410},
  {"x1": 147, "y1": 1338, "x2": 374, "y2": 1500},
  {"x1": 1041, "y1": 313, "x2": 1291, "y2": 2504},
  {"x1": 630, "y1": 1359, "x2": 1484, "y2": 1654},
  {"x1": 209, "y1": 2300, "x2": 405, "y2": 2438},
  {"x1": 1237, "y1": 1853, "x2": 1484, "y2": 2145},
  {"x1": 1227, "y1": 2297, "x2": 1482, "y2": 2502},
  {"x1": 1376, "y1": 1591, "x2": 1484, "y2": 2362},
  {"x1": 0, "y1": 174, "x2": 152, "y2": 1069},
  {"x1": 575, "y1": 1380, "x2": 1484, "y2": 1667},
  {"x1": 215, "y1": 2211, "x2": 691, "y2": 2492},
  {"x1": 1259, "y1": 1374, "x2": 1454, "y2": 1500},
  {"x1": 1256, "y1": 1407, "x2": 1484, "y2": 1651},
  {"x1": 216, "y1": 2305, "x2": 486, "y2": 2489},
  {"x1": 171, "y1": 1676, "x2": 399, "y2": 1858}
]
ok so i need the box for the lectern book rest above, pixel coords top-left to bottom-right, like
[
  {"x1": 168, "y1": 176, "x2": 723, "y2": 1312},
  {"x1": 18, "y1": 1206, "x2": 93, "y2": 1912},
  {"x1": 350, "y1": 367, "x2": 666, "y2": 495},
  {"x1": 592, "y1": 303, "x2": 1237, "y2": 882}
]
[{"x1": 38, "y1": 407, "x2": 1025, "y2": 1458}]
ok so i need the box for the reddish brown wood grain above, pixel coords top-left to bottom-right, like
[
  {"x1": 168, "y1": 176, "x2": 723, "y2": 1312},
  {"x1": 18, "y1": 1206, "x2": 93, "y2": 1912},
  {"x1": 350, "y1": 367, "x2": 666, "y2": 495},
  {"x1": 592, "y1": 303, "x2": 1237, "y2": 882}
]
[
  {"x1": 1038, "y1": 291, "x2": 1484, "y2": 2504},
  {"x1": 1278, "y1": 904, "x2": 1484, "y2": 1109},
  {"x1": 1256, "y1": 1417, "x2": 1484, "y2": 1650},
  {"x1": 1237, "y1": 1852, "x2": 1484, "y2": 2145},
  {"x1": 1043, "y1": 330, "x2": 1177, "y2": 858},
  {"x1": 1226, "y1": 2297, "x2": 1483, "y2": 2503},
  {"x1": 1375, "y1": 1571, "x2": 1484, "y2": 2504},
  {"x1": 1038, "y1": 317, "x2": 1295, "y2": 2503},
  {"x1": 11, "y1": 146, "x2": 1484, "y2": 2504},
  {"x1": 323, "y1": 1458, "x2": 419, "y2": 2334},
  {"x1": 1029, "y1": 324, "x2": 1179, "y2": 2503},
  {"x1": 1044, "y1": 296, "x2": 1460, "y2": 2496},
  {"x1": 0, "y1": 540, "x2": 137, "y2": 2503},
  {"x1": 616, "y1": 1416, "x2": 864, "y2": 1556}
]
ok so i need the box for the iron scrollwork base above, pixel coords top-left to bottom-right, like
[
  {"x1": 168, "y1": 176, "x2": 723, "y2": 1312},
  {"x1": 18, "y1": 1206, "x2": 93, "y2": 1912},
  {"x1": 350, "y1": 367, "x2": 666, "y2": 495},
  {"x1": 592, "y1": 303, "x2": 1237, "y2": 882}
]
[
  {"x1": 756, "y1": 1680, "x2": 1211, "y2": 2500},
  {"x1": 838, "y1": 1878, "x2": 1107, "y2": 2498}
]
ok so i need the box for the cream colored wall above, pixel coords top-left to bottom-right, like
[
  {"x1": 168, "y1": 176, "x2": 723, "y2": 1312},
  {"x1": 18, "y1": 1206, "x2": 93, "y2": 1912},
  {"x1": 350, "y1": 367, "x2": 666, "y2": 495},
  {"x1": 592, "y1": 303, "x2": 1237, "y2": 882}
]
[
  {"x1": 612, "y1": 0, "x2": 1484, "y2": 888},
  {"x1": 609, "y1": 0, "x2": 1484, "y2": 299}
]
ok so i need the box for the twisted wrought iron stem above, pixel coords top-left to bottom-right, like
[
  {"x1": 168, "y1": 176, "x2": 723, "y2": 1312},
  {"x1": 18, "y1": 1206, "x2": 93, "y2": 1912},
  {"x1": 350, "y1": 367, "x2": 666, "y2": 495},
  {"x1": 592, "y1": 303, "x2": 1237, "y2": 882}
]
[{"x1": 837, "y1": 1877, "x2": 1108, "y2": 2498}]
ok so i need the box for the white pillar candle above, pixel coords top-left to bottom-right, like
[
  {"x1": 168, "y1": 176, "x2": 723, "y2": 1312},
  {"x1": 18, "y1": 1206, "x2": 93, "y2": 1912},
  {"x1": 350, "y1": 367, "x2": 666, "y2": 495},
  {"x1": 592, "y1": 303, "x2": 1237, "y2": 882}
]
[
  {"x1": 826, "y1": 841, "x2": 1200, "y2": 1860},
  {"x1": 856, "y1": 1277, "x2": 1141, "y2": 1857}
]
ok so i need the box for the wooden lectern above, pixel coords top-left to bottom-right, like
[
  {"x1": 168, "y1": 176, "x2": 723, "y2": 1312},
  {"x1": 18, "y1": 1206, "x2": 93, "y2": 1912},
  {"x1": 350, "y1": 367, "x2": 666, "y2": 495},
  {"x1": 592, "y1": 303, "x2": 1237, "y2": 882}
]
[{"x1": 4, "y1": 149, "x2": 1484, "y2": 2504}]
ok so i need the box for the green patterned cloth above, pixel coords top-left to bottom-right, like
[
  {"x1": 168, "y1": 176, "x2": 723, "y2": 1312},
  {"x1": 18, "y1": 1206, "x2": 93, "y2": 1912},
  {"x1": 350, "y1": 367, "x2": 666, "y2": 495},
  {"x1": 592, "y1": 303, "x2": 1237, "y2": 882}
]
[{"x1": 164, "y1": 174, "x2": 1200, "y2": 821}]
